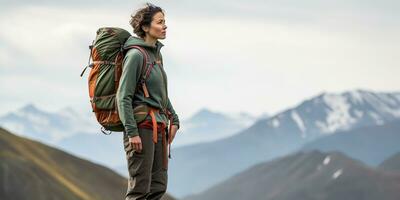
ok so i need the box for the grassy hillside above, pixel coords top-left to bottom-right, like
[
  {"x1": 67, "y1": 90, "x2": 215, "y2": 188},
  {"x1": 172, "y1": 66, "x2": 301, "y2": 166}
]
[{"x1": 0, "y1": 127, "x2": 175, "y2": 200}]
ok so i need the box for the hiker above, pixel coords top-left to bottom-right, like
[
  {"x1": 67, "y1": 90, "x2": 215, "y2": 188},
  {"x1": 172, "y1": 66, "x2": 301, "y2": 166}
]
[{"x1": 116, "y1": 3, "x2": 180, "y2": 200}]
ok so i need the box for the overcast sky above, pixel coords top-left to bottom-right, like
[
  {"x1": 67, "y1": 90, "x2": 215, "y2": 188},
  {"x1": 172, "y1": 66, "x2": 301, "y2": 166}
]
[{"x1": 1, "y1": 0, "x2": 399, "y2": 119}]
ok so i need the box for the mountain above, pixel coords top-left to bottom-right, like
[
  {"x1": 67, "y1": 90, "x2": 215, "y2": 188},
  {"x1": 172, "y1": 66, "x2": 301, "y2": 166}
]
[
  {"x1": 0, "y1": 104, "x2": 260, "y2": 176},
  {"x1": 0, "y1": 103, "x2": 129, "y2": 175},
  {"x1": 168, "y1": 89, "x2": 400, "y2": 198},
  {"x1": 260, "y1": 89, "x2": 400, "y2": 141},
  {"x1": 173, "y1": 108, "x2": 260, "y2": 147},
  {"x1": 0, "y1": 126, "x2": 175, "y2": 200},
  {"x1": 301, "y1": 118, "x2": 400, "y2": 166},
  {"x1": 0, "y1": 104, "x2": 260, "y2": 149},
  {"x1": 379, "y1": 152, "x2": 400, "y2": 172},
  {"x1": 183, "y1": 150, "x2": 400, "y2": 200},
  {"x1": 0, "y1": 103, "x2": 99, "y2": 144}
]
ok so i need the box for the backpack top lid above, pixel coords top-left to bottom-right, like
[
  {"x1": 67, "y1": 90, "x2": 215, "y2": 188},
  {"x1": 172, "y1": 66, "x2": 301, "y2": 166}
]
[{"x1": 92, "y1": 27, "x2": 131, "y2": 61}]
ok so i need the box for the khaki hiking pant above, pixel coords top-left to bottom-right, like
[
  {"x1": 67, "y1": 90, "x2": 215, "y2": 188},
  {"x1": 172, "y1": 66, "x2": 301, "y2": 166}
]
[{"x1": 123, "y1": 124, "x2": 169, "y2": 200}]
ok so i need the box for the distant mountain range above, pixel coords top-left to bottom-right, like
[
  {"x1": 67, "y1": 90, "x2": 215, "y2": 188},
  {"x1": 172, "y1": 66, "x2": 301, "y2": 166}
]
[
  {"x1": 0, "y1": 103, "x2": 98, "y2": 143},
  {"x1": 0, "y1": 103, "x2": 128, "y2": 175},
  {"x1": 168, "y1": 89, "x2": 400, "y2": 198},
  {"x1": 0, "y1": 126, "x2": 176, "y2": 200},
  {"x1": 183, "y1": 150, "x2": 400, "y2": 200},
  {"x1": 172, "y1": 108, "x2": 263, "y2": 147},
  {"x1": 0, "y1": 103, "x2": 256, "y2": 177},
  {"x1": 2, "y1": 89, "x2": 399, "y2": 199}
]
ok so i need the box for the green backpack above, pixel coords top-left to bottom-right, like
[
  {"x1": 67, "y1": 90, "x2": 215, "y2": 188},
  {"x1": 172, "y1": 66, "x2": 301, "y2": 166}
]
[{"x1": 80, "y1": 27, "x2": 156, "y2": 135}]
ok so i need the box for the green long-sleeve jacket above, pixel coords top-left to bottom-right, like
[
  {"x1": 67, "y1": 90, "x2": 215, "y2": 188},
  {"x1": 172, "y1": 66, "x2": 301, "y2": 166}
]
[{"x1": 116, "y1": 35, "x2": 180, "y2": 138}]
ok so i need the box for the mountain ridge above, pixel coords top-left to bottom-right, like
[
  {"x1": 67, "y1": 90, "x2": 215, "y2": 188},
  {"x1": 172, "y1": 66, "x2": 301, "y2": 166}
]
[
  {"x1": 183, "y1": 149, "x2": 400, "y2": 200},
  {"x1": 169, "y1": 89, "x2": 400, "y2": 198}
]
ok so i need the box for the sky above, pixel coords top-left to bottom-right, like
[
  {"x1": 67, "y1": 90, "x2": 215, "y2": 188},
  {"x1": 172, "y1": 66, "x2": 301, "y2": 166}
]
[{"x1": 0, "y1": 0, "x2": 399, "y2": 120}]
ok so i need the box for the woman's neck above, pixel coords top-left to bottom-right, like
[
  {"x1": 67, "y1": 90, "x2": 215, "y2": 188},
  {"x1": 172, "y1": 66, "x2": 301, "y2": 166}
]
[{"x1": 143, "y1": 35, "x2": 157, "y2": 47}]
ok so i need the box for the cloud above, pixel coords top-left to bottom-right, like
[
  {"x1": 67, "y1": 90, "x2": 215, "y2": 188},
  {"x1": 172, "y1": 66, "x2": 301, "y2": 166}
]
[{"x1": 0, "y1": 1, "x2": 399, "y2": 118}]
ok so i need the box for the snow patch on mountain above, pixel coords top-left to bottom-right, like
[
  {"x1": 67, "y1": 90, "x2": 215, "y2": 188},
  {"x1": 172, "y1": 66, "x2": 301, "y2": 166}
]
[
  {"x1": 349, "y1": 90, "x2": 365, "y2": 104},
  {"x1": 318, "y1": 94, "x2": 357, "y2": 133},
  {"x1": 332, "y1": 169, "x2": 343, "y2": 179},
  {"x1": 323, "y1": 156, "x2": 331, "y2": 165},
  {"x1": 271, "y1": 118, "x2": 280, "y2": 128},
  {"x1": 353, "y1": 109, "x2": 364, "y2": 118},
  {"x1": 368, "y1": 111, "x2": 384, "y2": 125},
  {"x1": 291, "y1": 110, "x2": 306, "y2": 138},
  {"x1": 361, "y1": 91, "x2": 400, "y2": 117}
]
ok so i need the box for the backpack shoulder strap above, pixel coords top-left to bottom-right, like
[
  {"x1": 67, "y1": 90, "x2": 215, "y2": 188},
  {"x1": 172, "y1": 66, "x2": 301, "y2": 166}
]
[{"x1": 123, "y1": 45, "x2": 154, "y2": 97}]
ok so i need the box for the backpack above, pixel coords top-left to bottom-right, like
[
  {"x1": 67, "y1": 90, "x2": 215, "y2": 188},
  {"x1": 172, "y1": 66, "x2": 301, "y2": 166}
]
[{"x1": 80, "y1": 27, "x2": 159, "y2": 135}]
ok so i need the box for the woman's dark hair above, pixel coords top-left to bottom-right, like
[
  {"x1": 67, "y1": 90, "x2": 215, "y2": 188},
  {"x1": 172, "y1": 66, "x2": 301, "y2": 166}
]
[{"x1": 130, "y1": 3, "x2": 164, "y2": 38}]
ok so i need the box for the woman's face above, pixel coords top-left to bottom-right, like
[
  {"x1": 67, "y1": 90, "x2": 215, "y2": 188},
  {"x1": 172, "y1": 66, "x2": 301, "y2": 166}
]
[{"x1": 145, "y1": 11, "x2": 167, "y2": 40}]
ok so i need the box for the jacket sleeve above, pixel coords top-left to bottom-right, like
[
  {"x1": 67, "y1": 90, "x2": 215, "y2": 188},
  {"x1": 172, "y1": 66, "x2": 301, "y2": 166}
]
[
  {"x1": 167, "y1": 97, "x2": 180, "y2": 130},
  {"x1": 116, "y1": 49, "x2": 143, "y2": 137}
]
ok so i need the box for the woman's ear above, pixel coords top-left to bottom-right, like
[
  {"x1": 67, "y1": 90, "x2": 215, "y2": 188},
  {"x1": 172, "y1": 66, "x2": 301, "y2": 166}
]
[{"x1": 142, "y1": 25, "x2": 149, "y2": 33}]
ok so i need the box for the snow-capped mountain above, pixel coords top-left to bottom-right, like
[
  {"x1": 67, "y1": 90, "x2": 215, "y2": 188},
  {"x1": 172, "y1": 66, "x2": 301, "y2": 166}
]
[
  {"x1": 173, "y1": 108, "x2": 261, "y2": 147},
  {"x1": 258, "y1": 89, "x2": 400, "y2": 141},
  {"x1": 168, "y1": 89, "x2": 400, "y2": 198},
  {"x1": 0, "y1": 103, "x2": 99, "y2": 144},
  {"x1": 0, "y1": 103, "x2": 127, "y2": 174}
]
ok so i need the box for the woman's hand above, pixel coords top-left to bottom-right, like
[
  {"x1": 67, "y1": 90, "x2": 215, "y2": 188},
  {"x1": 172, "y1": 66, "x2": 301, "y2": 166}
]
[
  {"x1": 169, "y1": 125, "x2": 179, "y2": 143},
  {"x1": 129, "y1": 136, "x2": 142, "y2": 152}
]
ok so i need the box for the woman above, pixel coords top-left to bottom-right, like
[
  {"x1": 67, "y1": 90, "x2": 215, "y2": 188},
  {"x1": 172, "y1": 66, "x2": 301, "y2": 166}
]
[{"x1": 116, "y1": 3, "x2": 180, "y2": 200}]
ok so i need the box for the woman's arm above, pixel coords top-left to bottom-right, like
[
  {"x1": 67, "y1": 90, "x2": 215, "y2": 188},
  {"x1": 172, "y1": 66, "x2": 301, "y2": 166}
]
[
  {"x1": 167, "y1": 97, "x2": 180, "y2": 130},
  {"x1": 159, "y1": 52, "x2": 180, "y2": 130},
  {"x1": 116, "y1": 49, "x2": 143, "y2": 137}
]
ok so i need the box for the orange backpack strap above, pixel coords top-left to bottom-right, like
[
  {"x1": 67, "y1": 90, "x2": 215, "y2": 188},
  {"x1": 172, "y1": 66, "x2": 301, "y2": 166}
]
[{"x1": 148, "y1": 107, "x2": 158, "y2": 144}]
